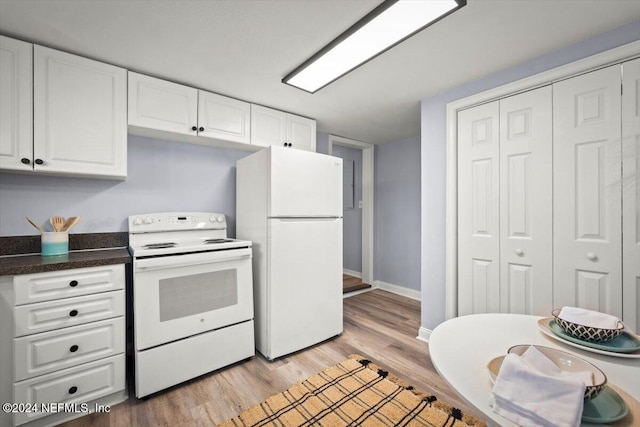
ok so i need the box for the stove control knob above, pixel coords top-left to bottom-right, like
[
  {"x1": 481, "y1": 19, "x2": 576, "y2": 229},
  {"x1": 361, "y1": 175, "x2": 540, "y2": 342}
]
[
  {"x1": 217, "y1": 216, "x2": 224, "y2": 223},
  {"x1": 144, "y1": 217, "x2": 153, "y2": 225},
  {"x1": 133, "y1": 218, "x2": 142, "y2": 226},
  {"x1": 209, "y1": 216, "x2": 216, "y2": 223}
]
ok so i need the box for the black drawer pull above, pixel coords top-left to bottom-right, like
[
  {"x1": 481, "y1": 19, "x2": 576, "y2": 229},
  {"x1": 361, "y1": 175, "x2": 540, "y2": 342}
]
[
  {"x1": 70, "y1": 345, "x2": 79, "y2": 353},
  {"x1": 68, "y1": 386, "x2": 77, "y2": 394},
  {"x1": 69, "y1": 310, "x2": 78, "y2": 317},
  {"x1": 69, "y1": 280, "x2": 78, "y2": 287}
]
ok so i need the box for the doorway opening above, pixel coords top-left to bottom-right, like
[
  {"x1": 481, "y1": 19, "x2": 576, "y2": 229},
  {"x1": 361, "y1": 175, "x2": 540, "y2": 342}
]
[{"x1": 328, "y1": 135, "x2": 374, "y2": 294}]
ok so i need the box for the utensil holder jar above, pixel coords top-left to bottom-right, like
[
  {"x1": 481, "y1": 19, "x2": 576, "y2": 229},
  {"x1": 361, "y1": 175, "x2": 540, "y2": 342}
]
[{"x1": 41, "y1": 232, "x2": 69, "y2": 256}]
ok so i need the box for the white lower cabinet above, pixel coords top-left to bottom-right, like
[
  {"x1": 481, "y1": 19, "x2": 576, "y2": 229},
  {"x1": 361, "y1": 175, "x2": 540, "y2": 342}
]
[
  {"x1": 0, "y1": 264, "x2": 127, "y2": 427},
  {"x1": 13, "y1": 355, "x2": 125, "y2": 426}
]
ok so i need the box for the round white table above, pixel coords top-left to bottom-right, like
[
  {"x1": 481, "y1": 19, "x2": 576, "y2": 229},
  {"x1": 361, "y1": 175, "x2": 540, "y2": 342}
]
[{"x1": 429, "y1": 314, "x2": 640, "y2": 426}]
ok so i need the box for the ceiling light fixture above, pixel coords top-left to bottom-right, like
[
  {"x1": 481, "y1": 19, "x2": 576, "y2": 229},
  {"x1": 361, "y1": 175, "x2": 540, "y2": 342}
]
[{"x1": 282, "y1": 0, "x2": 467, "y2": 93}]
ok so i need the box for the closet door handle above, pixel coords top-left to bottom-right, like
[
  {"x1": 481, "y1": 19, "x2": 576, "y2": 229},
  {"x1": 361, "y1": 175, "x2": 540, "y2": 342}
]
[
  {"x1": 515, "y1": 249, "x2": 523, "y2": 256},
  {"x1": 586, "y1": 252, "x2": 597, "y2": 261}
]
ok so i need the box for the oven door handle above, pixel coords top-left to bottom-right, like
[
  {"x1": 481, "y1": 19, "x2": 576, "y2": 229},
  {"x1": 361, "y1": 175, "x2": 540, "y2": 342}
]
[{"x1": 135, "y1": 248, "x2": 251, "y2": 272}]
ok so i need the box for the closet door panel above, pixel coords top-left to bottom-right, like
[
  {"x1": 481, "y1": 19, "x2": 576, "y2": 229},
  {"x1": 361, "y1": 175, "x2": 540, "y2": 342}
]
[
  {"x1": 553, "y1": 65, "x2": 622, "y2": 316},
  {"x1": 499, "y1": 86, "x2": 553, "y2": 315},
  {"x1": 458, "y1": 101, "x2": 500, "y2": 315},
  {"x1": 622, "y1": 58, "x2": 640, "y2": 331}
]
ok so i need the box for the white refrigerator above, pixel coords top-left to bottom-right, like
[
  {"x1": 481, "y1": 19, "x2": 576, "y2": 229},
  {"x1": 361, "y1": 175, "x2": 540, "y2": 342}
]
[{"x1": 236, "y1": 146, "x2": 343, "y2": 360}]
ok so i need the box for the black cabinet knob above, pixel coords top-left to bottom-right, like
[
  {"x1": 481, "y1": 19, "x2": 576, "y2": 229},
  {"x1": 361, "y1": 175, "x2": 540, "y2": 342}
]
[
  {"x1": 283, "y1": 142, "x2": 287, "y2": 147},
  {"x1": 20, "y1": 158, "x2": 30, "y2": 165},
  {"x1": 34, "y1": 159, "x2": 44, "y2": 165},
  {"x1": 289, "y1": 143, "x2": 293, "y2": 147},
  {"x1": 68, "y1": 386, "x2": 78, "y2": 394},
  {"x1": 198, "y1": 127, "x2": 204, "y2": 132},
  {"x1": 191, "y1": 126, "x2": 197, "y2": 131},
  {"x1": 69, "y1": 310, "x2": 78, "y2": 317},
  {"x1": 70, "y1": 345, "x2": 79, "y2": 353},
  {"x1": 69, "y1": 280, "x2": 78, "y2": 287}
]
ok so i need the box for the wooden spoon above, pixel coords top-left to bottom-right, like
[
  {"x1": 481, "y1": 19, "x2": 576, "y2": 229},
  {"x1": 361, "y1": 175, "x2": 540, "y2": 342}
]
[
  {"x1": 26, "y1": 217, "x2": 44, "y2": 233},
  {"x1": 60, "y1": 216, "x2": 81, "y2": 232},
  {"x1": 50, "y1": 216, "x2": 64, "y2": 232}
]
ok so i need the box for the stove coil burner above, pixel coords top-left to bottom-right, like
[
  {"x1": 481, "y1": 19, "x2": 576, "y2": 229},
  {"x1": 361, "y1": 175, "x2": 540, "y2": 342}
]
[
  {"x1": 143, "y1": 242, "x2": 177, "y2": 249},
  {"x1": 204, "y1": 238, "x2": 234, "y2": 244}
]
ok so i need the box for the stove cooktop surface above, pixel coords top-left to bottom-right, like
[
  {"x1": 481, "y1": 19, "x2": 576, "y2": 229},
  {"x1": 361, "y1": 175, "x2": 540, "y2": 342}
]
[{"x1": 130, "y1": 237, "x2": 251, "y2": 257}]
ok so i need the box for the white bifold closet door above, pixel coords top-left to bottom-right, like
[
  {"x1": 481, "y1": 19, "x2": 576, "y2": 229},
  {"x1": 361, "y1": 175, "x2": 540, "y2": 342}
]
[
  {"x1": 622, "y1": 58, "x2": 640, "y2": 332},
  {"x1": 553, "y1": 64, "x2": 622, "y2": 317},
  {"x1": 457, "y1": 86, "x2": 553, "y2": 316},
  {"x1": 499, "y1": 87, "x2": 553, "y2": 315},
  {"x1": 458, "y1": 102, "x2": 500, "y2": 316}
]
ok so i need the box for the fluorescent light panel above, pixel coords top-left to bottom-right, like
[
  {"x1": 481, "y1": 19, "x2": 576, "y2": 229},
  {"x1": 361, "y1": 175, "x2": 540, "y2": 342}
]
[{"x1": 283, "y1": 0, "x2": 466, "y2": 93}]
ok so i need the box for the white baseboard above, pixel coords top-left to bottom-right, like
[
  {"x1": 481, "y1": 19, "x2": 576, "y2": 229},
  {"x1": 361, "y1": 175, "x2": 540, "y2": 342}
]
[
  {"x1": 416, "y1": 327, "x2": 432, "y2": 343},
  {"x1": 373, "y1": 280, "x2": 421, "y2": 301},
  {"x1": 343, "y1": 288, "x2": 374, "y2": 298},
  {"x1": 343, "y1": 268, "x2": 362, "y2": 278}
]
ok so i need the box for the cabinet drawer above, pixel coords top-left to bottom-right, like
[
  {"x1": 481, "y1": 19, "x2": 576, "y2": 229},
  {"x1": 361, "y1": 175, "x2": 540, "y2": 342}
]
[
  {"x1": 14, "y1": 290, "x2": 125, "y2": 337},
  {"x1": 14, "y1": 264, "x2": 125, "y2": 305},
  {"x1": 13, "y1": 354, "x2": 125, "y2": 425},
  {"x1": 15, "y1": 317, "x2": 124, "y2": 381}
]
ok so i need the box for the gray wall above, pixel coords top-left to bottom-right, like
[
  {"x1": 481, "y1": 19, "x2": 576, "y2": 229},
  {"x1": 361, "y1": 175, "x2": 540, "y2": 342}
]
[
  {"x1": 420, "y1": 20, "x2": 640, "y2": 330},
  {"x1": 0, "y1": 135, "x2": 249, "y2": 236},
  {"x1": 374, "y1": 136, "x2": 421, "y2": 291},
  {"x1": 332, "y1": 144, "x2": 362, "y2": 273}
]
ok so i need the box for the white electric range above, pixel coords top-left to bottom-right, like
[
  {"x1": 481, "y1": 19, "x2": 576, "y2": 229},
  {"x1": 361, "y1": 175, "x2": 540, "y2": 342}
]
[{"x1": 128, "y1": 212, "x2": 255, "y2": 398}]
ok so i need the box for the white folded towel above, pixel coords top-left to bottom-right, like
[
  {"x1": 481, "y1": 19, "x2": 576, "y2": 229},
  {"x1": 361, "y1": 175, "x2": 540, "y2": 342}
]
[
  {"x1": 490, "y1": 346, "x2": 590, "y2": 427},
  {"x1": 558, "y1": 306, "x2": 621, "y2": 329}
]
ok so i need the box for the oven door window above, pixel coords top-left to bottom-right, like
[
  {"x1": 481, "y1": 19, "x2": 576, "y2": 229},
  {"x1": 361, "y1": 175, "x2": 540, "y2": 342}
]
[{"x1": 158, "y1": 270, "x2": 238, "y2": 322}]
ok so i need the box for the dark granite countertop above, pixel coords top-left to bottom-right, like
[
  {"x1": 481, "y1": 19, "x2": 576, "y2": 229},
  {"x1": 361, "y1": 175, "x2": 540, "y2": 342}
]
[
  {"x1": 0, "y1": 248, "x2": 131, "y2": 276},
  {"x1": 0, "y1": 232, "x2": 130, "y2": 276}
]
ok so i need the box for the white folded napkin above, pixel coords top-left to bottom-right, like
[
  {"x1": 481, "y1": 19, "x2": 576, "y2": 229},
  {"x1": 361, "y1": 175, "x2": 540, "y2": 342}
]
[
  {"x1": 490, "y1": 346, "x2": 590, "y2": 427},
  {"x1": 558, "y1": 306, "x2": 621, "y2": 329}
]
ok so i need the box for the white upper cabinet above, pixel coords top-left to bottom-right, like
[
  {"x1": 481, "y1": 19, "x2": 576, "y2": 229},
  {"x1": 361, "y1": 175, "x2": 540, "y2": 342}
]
[
  {"x1": 251, "y1": 104, "x2": 316, "y2": 151},
  {"x1": 128, "y1": 71, "x2": 198, "y2": 136},
  {"x1": 251, "y1": 104, "x2": 286, "y2": 148},
  {"x1": 287, "y1": 113, "x2": 316, "y2": 151},
  {"x1": 198, "y1": 91, "x2": 250, "y2": 144},
  {"x1": 0, "y1": 36, "x2": 33, "y2": 172},
  {"x1": 128, "y1": 72, "x2": 251, "y2": 146},
  {"x1": 34, "y1": 45, "x2": 127, "y2": 179}
]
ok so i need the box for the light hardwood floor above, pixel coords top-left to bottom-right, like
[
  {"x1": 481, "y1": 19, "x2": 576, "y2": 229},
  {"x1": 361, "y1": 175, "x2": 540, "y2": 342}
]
[{"x1": 60, "y1": 290, "x2": 481, "y2": 427}]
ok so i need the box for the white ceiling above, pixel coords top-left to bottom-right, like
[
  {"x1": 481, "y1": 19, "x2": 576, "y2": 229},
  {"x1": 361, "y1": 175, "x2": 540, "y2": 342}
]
[{"x1": 0, "y1": 0, "x2": 638, "y2": 144}]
